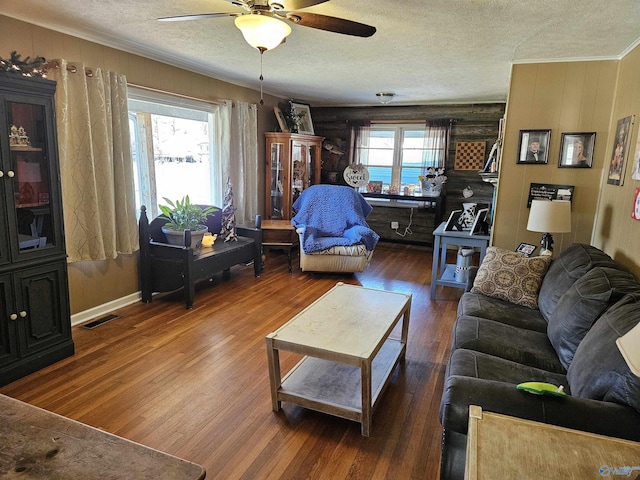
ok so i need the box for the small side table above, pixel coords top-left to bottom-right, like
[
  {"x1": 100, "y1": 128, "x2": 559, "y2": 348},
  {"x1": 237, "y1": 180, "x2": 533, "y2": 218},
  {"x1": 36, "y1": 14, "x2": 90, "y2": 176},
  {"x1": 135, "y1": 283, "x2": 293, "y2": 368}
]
[
  {"x1": 262, "y1": 219, "x2": 299, "y2": 273},
  {"x1": 465, "y1": 405, "x2": 640, "y2": 479},
  {"x1": 430, "y1": 222, "x2": 490, "y2": 299}
]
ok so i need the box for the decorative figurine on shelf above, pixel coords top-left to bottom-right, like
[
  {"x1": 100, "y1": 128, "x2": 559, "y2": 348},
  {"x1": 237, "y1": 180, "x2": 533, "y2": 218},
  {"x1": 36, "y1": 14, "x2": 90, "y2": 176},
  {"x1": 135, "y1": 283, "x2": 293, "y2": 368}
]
[
  {"x1": 17, "y1": 126, "x2": 30, "y2": 146},
  {"x1": 9, "y1": 125, "x2": 30, "y2": 146},
  {"x1": 9, "y1": 124, "x2": 18, "y2": 146},
  {"x1": 419, "y1": 167, "x2": 447, "y2": 197}
]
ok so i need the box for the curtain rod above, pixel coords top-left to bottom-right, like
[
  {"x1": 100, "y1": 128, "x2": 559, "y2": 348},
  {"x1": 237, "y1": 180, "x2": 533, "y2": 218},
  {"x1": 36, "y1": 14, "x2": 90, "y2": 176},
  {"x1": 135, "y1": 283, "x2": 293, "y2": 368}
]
[
  {"x1": 127, "y1": 83, "x2": 225, "y2": 106},
  {"x1": 45, "y1": 62, "x2": 224, "y2": 106},
  {"x1": 45, "y1": 60, "x2": 93, "y2": 77}
]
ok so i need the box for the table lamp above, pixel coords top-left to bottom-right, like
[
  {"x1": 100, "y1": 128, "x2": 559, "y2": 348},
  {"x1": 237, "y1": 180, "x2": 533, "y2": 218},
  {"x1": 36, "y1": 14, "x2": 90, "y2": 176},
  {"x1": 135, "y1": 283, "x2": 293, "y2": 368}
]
[
  {"x1": 617, "y1": 321, "x2": 640, "y2": 376},
  {"x1": 526, "y1": 199, "x2": 571, "y2": 255}
]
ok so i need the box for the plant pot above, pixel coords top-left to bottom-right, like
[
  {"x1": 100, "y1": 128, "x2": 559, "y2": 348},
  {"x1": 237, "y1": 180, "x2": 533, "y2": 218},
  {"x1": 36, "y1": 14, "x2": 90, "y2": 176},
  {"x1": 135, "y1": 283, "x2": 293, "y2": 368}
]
[{"x1": 161, "y1": 226, "x2": 208, "y2": 250}]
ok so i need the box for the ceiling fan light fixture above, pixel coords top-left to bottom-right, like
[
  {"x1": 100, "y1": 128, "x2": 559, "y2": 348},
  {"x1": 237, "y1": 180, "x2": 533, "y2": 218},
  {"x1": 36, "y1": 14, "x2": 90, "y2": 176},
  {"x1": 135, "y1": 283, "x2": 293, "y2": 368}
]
[
  {"x1": 376, "y1": 92, "x2": 395, "y2": 104},
  {"x1": 234, "y1": 14, "x2": 292, "y2": 51}
]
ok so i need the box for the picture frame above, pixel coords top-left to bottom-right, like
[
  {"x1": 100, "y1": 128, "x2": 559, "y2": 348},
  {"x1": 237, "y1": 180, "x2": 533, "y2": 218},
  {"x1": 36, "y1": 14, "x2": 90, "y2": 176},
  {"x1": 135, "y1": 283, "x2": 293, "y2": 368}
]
[
  {"x1": 517, "y1": 129, "x2": 551, "y2": 164},
  {"x1": 527, "y1": 183, "x2": 574, "y2": 207},
  {"x1": 290, "y1": 102, "x2": 314, "y2": 135},
  {"x1": 632, "y1": 123, "x2": 640, "y2": 181},
  {"x1": 558, "y1": 132, "x2": 596, "y2": 168},
  {"x1": 366, "y1": 181, "x2": 383, "y2": 193},
  {"x1": 469, "y1": 208, "x2": 489, "y2": 235},
  {"x1": 516, "y1": 242, "x2": 537, "y2": 257},
  {"x1": 608, "y1": 115, "x2": 635, "y2": 186},
  {"x1": 444, "y1": 209, "x2": 464, "y2": 232},
  {"x1": 273, "y1": 106, "x2": 289, "y2": 133}
]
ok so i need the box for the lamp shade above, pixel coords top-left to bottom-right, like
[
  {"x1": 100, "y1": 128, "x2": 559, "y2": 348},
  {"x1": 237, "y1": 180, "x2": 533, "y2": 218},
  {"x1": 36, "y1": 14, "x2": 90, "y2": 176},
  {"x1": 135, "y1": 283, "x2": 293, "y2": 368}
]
[
  {"x1": 234, "y1": 15, "x2": 291, "y2": 51},
  {"x1": 617, "y1": 321, "x2": 640, "y2": 376},
  {"x1": 527, "y1": 199, "x2": 572, "y2": 233}
]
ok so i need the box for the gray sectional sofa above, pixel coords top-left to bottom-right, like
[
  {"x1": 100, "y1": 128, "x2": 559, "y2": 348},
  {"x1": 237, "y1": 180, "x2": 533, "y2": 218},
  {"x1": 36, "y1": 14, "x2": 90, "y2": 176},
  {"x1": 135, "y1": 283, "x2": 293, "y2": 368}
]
[{"x1": 439, "y1": 243, "x2": 640, "y2": 480}]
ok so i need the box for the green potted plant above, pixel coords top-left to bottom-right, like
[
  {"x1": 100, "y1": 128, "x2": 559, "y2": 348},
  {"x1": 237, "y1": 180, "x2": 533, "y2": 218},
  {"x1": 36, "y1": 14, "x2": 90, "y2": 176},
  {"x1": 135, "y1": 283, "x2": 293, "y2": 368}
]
[{"x1": 158, "y1": 195, "x2": 218, "y2": 249}]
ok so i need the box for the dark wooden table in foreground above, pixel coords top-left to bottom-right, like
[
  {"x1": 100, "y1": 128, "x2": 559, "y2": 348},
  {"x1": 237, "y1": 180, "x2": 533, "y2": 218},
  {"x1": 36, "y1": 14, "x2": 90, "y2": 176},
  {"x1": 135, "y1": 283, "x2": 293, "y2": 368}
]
[{"x1": 0, "y1": 394, "x2": 205, "y2": 479}]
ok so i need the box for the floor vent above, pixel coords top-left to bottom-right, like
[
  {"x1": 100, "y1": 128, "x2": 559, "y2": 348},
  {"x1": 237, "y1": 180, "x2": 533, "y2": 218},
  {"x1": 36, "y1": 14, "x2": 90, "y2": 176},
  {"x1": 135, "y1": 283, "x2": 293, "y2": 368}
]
[{"x1": 81, "y1": 314, "x2": 120, "y2": 330}]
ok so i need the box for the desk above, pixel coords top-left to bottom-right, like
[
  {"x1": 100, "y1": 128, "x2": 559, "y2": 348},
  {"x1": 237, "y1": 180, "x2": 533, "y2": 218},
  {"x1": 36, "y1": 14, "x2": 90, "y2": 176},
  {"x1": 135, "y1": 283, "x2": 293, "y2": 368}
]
[
  {"x1": 362, "y1": 193, "x2": 444, "y2": 226},
  {"x1": 262, "y1": 219, "x2": 298, "y2": 273},
  {"x1": 0, "y1": 394, "x2": 206, "y2": 479},
  {"x1": 465, "y1": 405, "x2": 640, "y2": 479},
  {"x1": 430, "y1": 222, "x2": 490, "y2": 299}
]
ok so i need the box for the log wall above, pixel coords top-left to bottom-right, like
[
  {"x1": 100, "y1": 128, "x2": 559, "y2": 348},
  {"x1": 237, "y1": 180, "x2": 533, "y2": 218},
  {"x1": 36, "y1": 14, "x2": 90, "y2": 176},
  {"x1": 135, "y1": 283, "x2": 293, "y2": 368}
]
[{"x1": 310, "y1": 103, "x2": 505, "y2": 245}]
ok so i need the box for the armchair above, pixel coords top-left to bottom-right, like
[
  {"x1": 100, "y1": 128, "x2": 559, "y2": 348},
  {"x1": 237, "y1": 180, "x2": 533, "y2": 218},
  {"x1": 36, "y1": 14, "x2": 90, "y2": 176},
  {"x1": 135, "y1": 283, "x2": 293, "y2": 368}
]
[{"x1": 291, "y1": 185, "x2": 379, "y2": 273}]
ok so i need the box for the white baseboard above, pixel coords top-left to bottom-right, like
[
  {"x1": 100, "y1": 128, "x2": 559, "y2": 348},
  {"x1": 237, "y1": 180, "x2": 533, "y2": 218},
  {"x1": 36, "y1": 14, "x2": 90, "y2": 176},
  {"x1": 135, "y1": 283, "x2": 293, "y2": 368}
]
[{"x1": 71, "y1": 292, "x2": 141, "y2": 327}]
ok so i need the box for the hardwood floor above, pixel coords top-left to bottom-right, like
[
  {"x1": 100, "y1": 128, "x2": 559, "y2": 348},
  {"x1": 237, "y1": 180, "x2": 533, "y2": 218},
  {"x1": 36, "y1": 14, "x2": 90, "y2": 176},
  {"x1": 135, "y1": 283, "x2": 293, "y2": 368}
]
[{"x1": 0, "y1": 242, "x2": 462, "y2": 479}]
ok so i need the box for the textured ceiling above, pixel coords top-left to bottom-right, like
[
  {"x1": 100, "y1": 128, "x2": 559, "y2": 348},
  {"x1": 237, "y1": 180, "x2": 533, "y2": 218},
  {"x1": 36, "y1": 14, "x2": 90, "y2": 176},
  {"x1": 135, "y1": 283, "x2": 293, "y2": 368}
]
[{"x1": 2, "y1": 0, "x2": 640, "y2": 106}]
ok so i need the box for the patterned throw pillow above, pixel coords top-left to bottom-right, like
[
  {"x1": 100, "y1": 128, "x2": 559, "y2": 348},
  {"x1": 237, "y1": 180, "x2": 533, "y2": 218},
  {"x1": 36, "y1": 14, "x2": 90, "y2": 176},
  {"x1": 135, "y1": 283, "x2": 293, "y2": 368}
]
[{"x1": 470, "y1": 246, "x2": 552, "y2": 309}]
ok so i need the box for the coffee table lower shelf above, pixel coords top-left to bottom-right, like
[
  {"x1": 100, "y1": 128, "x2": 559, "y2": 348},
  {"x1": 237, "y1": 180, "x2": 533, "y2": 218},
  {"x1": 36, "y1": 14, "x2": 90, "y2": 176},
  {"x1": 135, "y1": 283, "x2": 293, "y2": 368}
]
[{"x1": 276, "y1": 339, "x2": 404, "y2": 429}]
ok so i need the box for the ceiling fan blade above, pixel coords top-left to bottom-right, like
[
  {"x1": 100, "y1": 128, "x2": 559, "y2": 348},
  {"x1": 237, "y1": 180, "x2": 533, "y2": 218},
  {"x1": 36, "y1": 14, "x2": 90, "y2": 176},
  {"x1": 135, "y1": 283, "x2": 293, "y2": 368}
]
[
  {"x1": 279, "y1": 0, "x2": 328, "y2": 10},
  {"x1": 286, "y1": 12, "x2": 376, "y2": 37},
  {"x1": 158, "y1": 13, "x2": 238, "y2": 22}
]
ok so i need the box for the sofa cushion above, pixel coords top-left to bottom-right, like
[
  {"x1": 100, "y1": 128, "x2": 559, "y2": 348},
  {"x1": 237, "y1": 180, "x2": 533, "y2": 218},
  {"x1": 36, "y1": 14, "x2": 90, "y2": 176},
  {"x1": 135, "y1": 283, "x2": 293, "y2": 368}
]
[
  {"x1": 538, "y1": 243, "x2": 620, "y2": 323},
  {"x1": 470, "y1": 247, "x2": 551, "y2": 309},
  {"x1": 567, "y1": 294, "x2": 640, "y2": 412},
  {"x1": 548, "y1": 267, "x2": 639, "y2": 370},
  {"x1": 457, "y1": 292, "x2": 548, "y2": 332},
  {"x1": 447, "y1": 348, "x2": 569, "y2": 389},
  {"x1": 452, "y1": 316, "x2": 565, "y2": 373}
]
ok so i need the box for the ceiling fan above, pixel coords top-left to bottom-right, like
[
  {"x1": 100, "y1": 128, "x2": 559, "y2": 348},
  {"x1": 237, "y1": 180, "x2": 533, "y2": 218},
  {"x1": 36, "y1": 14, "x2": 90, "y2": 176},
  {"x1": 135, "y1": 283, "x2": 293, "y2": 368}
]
[{"x1": 158, "y1": 0, "x2": 377, "y2": 52}]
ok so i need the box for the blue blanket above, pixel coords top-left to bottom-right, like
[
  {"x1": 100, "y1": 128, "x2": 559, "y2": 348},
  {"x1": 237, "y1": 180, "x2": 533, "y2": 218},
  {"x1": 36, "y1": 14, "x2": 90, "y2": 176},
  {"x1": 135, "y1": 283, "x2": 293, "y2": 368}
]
[{"x1": 292, "y1": 185, "x2": 380, "y2": 254}]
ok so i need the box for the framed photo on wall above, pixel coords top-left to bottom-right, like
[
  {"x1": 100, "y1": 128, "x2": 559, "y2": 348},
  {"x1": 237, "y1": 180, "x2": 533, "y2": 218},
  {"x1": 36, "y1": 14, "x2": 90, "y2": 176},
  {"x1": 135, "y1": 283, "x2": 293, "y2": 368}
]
[
  {"x1": 608, "y1": 115, "x2": 634, "y2": 186},
  {"x1": 516, "y1": 130, "x2": 551, "y2": 165},
  {"x1": 517, "y1": 129, "x2": 551, "y2": 164},
  {"x1": 558, "y1": 132, "x2": 596, "y2": 168},
  {"x1": 291, "y1": 102, "x2": 314, "y2": 134}
]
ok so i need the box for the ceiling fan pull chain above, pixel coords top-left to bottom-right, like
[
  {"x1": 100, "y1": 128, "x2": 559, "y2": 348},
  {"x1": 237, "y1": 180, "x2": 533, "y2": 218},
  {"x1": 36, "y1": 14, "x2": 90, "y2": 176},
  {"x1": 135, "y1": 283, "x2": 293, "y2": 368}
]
[{"x1": 259, "y1": 49, "x2": 265, "y2": 105}]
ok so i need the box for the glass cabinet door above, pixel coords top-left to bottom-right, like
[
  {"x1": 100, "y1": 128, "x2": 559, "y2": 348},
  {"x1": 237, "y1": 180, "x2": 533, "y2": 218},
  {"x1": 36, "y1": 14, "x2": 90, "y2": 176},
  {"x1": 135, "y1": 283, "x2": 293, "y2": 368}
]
[
  {"x1": 5, "y1": 99, "x2": 60, "y2": 258},
  {"x1": 291, "y1": 142, "x2": 309, "y2": 206},
  {"x1": 270, "y1": 142, "x2": 285, "y2": 219}
]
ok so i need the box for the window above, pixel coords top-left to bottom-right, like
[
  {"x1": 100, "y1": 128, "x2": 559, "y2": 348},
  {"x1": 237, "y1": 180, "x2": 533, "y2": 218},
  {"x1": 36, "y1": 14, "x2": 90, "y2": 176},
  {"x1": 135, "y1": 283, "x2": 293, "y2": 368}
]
[
  {"x1": 355, "y1": 123, "x2": 447, "y2": 194},
  {"x1": 128, "y1": 88, "x2": 218, "y2": 218}
]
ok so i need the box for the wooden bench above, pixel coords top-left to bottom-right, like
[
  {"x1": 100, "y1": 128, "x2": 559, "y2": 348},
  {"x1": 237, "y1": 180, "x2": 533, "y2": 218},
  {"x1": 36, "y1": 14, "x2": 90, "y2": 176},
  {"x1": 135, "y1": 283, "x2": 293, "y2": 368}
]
[{"x1": 139, "y1": 205, "x2": 262, "y2": 309}]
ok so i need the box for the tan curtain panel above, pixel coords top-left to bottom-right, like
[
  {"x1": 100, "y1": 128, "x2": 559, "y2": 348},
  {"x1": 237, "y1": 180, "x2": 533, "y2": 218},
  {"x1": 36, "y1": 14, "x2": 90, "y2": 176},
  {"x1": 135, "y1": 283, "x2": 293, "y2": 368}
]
[
  {"x1": 216, "y1": 100, "x2": 259, "y2": 225},
  {"x1": 49, "y1": 59, "x2": 138, "y2": 262}
]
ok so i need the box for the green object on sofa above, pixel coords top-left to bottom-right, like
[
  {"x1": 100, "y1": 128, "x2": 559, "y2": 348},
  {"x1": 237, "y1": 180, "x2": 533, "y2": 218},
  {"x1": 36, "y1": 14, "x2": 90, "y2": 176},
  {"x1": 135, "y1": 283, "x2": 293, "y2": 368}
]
[{"x1": 516, "y1": 382, "x2": 567, "y2": 396}]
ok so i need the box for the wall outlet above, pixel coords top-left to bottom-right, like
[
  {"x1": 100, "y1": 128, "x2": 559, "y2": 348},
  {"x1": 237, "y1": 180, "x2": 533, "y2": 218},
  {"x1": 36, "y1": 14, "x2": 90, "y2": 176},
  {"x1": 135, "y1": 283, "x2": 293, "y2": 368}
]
[{"x1": 391, "y1": 221, "x2": 399, "y2": 229}]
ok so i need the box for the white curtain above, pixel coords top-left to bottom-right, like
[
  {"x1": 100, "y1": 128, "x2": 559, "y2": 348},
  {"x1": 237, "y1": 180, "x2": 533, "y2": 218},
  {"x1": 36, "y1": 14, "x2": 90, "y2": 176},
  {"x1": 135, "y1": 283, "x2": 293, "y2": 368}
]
[
  {"x1": 49, "y1": 59, "x2": 138, "y2": 262},
  {"x1": 216, "y1": 100, "x2": 259, "y2": 225},
  {"x1": 348, "y1": 120, "x2": 371, "y2": 165},
  {"x1": 421, "y1": 120, "x2": 451, "y2": 172}
]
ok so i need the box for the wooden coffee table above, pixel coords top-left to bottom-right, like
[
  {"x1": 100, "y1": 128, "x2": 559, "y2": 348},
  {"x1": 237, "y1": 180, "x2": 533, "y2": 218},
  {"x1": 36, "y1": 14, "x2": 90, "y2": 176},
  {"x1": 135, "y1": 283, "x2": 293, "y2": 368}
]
[{"x1": 265, "y1": 282, "x2": 412, "y2": 436}]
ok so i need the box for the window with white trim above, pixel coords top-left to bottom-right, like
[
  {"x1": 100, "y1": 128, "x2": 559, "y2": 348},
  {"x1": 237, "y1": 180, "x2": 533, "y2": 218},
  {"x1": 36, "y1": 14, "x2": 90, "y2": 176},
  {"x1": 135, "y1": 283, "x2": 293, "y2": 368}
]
[
  {"x1": 355, "y1": 123, "x2": 447, "y2": 194},
  {"x1": 128, "y1": 88, "x2": 218, "y2": 218}
]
